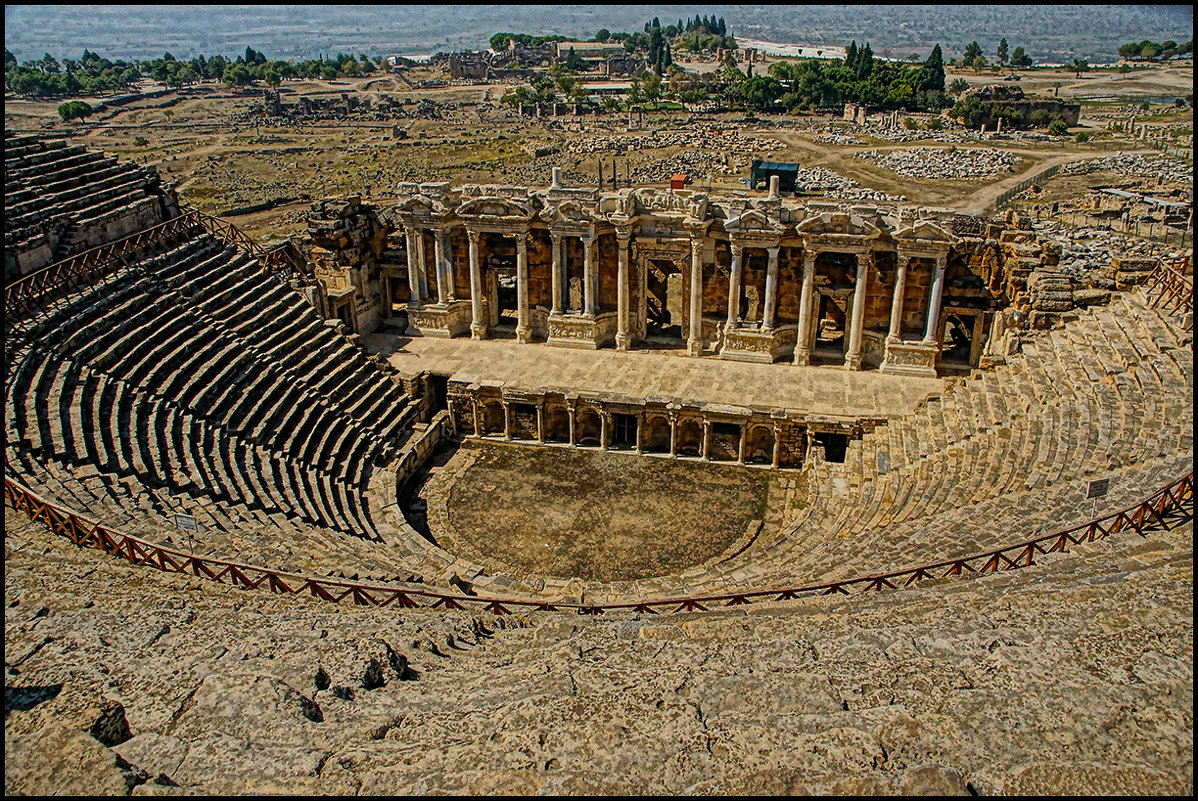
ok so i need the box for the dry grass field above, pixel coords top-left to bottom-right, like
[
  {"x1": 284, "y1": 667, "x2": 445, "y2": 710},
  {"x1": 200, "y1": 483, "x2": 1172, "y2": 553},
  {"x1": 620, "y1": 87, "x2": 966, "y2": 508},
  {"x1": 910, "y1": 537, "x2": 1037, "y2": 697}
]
[{"x1": 4, "y1": 59, "x2": 1192, "y2": 244}]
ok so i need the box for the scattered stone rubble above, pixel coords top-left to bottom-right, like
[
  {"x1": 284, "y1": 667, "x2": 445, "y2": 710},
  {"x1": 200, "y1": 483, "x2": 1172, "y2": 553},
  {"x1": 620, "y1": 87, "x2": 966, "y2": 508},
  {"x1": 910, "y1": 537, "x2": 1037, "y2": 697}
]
[
  {"x1": 855, "y1": 147, "x2": 1022, "y2": 179},
  {"x1": 1061, "y1": 153, "x2": 1193, "y2": 184},
  {"x1": 793, "y1": 166, "x2": 906, "y2": 202}
]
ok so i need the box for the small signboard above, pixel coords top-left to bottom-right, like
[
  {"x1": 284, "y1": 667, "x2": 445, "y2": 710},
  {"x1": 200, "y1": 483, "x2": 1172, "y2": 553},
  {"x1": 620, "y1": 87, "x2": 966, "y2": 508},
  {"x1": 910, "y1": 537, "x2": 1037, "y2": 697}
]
[
  {"x1": 1086, "y1": 478, "x2": 1110, "y2": 499},
  {"x1": 174, "y1": 513, "x2": 198, "y2": 532}
]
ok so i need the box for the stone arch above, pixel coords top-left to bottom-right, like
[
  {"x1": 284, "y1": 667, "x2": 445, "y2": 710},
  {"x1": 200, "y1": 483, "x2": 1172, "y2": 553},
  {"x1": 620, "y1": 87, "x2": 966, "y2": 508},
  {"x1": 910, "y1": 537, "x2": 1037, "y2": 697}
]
[
  {"x1": 642, "y1": 415, "x2": 671, "y2": 453},
  {"x1": 676, "y1": 418, "x2": 702, "y2": 457},
  {"x1": 543, "y1": 405, "x2": 570, "y2": 443},
  {"x1": 576, "y1": 406, "x2": 602, "y2": 447},
  {"x1": 746, "y1": 425, "x2": 775, "y2": 465},
  {"x1": 481, "y1": 401, "x2": 506, "y2": 436}
]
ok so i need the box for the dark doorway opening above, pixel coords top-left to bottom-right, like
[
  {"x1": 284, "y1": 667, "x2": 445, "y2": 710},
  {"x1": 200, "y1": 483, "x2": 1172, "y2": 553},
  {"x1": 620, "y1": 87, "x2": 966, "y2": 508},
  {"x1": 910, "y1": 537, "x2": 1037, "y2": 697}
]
[
  {"x1": 645, "y1": 259, "x2": 684, "y2": 341},
  {"x1": 612, "y1": 413, "x2": 637, "y2": 449},
  {"x1": 814, "y1": 432, "x2": 849, "y2": 463}
]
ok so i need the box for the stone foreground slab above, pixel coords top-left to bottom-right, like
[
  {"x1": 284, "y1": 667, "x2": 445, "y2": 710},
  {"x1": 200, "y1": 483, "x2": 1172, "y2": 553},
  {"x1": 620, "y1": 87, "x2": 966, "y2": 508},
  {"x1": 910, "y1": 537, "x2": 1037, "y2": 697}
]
[{"x1": 364, "y1": 332, "x2": 945, "y2": 419}]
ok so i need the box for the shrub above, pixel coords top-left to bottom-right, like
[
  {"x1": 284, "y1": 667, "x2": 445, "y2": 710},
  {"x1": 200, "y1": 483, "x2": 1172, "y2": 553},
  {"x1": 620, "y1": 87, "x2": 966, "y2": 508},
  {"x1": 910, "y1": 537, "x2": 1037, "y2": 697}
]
[
  {"x1": 1047, "y1": 119, "x2": 1069, "y2": 136},
  {"x1": 57, "y1": 100, "x2": 93, "y2": 121},
  {"x1": 1075, "y1": 131, "x2": 1091, "y2": 143}
]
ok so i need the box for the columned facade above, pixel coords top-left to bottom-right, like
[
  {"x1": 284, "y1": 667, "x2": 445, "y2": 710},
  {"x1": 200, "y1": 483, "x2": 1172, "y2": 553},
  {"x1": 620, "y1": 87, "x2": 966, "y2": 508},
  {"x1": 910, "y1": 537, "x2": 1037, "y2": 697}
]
[{"x1": 388, "y1": 183, "x2": 999, "y2": 377}]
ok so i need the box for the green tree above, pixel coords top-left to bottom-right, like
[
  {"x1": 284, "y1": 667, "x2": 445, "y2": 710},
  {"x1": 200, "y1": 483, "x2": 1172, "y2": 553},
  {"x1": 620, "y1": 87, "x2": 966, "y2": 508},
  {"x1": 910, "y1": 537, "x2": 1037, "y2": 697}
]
[
  {"x1": 962, "y1": 41, "x2": 982, "y2": 65},
  {"x1": 922, "y1": 43, "x2": 945, "y2": 91},
  {"x1": 1070, "y1": 58, "x2": 1089, "y2": 78},
  {"x1": 1047, "y1": 119, "x2": 1069, "y2": 136},
  {"x1": 56, "y1": 100, "x2": 92, "y2": 121},
  {"x1": 222, "y1": 62, "x2": 253, "y2": 87},
  {"x1": 1010, "y1": 46, "x2": 1032, "y2": 68},
  {"x1": 596, "y1": 28, "x2": 610, "y2": 42},
  {"x1": 971, "y1": 54, "x2": 988, "y2": 74},
  {"x1": 948, "y1": 77, "x2": 970, "y2": 96},
  {"x1": 643, "y1": 71, "x2": 663, "y2": 107},
  {"x1": 997, "y1": 37, "x2": 1009, "y2": 66}
]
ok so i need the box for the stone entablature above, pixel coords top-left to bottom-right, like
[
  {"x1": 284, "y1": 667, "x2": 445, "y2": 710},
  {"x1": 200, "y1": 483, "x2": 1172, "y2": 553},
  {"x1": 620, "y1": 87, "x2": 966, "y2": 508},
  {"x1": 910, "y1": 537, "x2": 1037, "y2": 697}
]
[
  {"x1": 444, "y1": 380, "x2": 824, "y2": 469},
  {"x1": 307, "y1": 179, "x2": 1071, "y2": 377}
]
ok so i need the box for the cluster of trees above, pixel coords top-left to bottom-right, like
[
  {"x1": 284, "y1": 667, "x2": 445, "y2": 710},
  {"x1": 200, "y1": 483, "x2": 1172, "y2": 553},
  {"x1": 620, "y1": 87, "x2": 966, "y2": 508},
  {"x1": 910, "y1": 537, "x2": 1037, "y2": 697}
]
[
  {"x1": 948, "y1": 94, "x2": 1072, "y2": 132},
  {"x1": 488, "y1": 32, "x2": 572, "y2": 51},
  {"x1": 746, "y1": 43, "x2": 948, "y2": 114},
  {"x1": 6, "y1": 48, "x2": 140, "y2": 97},
  {"x1": 959, "y1": 39, "x2": 1033, "y2": 73},
  {"x1": 490, "y1": 15, "x2": 736, "y2": 75},
  {"x1": 1117, "y1": 39, "x2": 1192, "y2": 61},
  {"x1": 5, "y1": 45, "x2": 384, "y2": 98}
]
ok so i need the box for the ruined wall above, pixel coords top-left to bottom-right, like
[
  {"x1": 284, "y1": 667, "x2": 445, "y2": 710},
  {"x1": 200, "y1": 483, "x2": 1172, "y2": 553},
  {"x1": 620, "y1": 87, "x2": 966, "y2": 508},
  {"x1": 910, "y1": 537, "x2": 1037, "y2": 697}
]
[{"x1": 304, "y1": 196, "x2": 389, "y2": 333}]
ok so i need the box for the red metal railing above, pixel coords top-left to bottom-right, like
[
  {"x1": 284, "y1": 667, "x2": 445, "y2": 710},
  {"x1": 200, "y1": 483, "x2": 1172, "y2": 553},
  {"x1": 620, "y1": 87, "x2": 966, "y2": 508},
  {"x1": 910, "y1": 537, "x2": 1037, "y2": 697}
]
[
  {"x1": 5, "y1": 208, "x2": 306, "y2": 324},
  {"x1": 1146, "y1": 255, "x2": 1193, "y2": 331},
  {"x1": 5, "y1": 471, "x2": 1191, "y2": 615}
]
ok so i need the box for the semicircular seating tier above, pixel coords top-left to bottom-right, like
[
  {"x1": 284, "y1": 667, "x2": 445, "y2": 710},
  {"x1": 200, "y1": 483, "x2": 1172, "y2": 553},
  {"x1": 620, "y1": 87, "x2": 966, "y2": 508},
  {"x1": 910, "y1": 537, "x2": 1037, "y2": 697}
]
[{"x1": 4, "y1": 221, "x2": 445, "y2": 581}]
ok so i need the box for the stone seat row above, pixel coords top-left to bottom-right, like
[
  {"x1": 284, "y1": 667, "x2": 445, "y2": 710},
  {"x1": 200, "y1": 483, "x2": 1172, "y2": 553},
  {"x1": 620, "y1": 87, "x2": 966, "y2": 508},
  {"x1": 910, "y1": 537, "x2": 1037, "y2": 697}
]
[
  {"x1": 7, "y1": 172, "x2": 157, "y2": 241},
  {"x1": 149, "y1": 238, "x2": 417, "y2": 447},
  {"x1": 680, "y1": 289, "x2": 1192, "y2": 597},
  {"x1": 5, "y1": 157, "x2": 145, "y2": 218},
  {"x1": 38, "y1": 244, "x2": 390, "y2": 487},
  {"x1": 5, "y1": 448, "x2": 432, "y2": 584},
  {"x1": 839, "y1": 290, "x2": 1189, "y2": 491},
  {"x1": 5, "y1": 344, "x2": 376, "y2": 539}
]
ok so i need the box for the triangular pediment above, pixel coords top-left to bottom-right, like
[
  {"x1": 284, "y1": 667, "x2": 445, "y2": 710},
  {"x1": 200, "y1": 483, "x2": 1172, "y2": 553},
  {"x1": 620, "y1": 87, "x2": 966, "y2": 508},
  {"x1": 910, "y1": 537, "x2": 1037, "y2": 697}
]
[
  {"x1": 540, "y1": 199, "x2": 596, "y2": 224},
  {"x1": 896, "y1": 220, "x2": 958, "y2": 246},
  {"x1": 456, "y1": 196, "x2": 533, "y2": 220},
  {"x1": 395, "y1": 196, "x2": 438, "y2": 214},
  {"x1": 796, "y1": 212, "x2": 880, "y2": 239},
  {"x1": 725, "y1": 208, "x2": 784, "y2": 235}
]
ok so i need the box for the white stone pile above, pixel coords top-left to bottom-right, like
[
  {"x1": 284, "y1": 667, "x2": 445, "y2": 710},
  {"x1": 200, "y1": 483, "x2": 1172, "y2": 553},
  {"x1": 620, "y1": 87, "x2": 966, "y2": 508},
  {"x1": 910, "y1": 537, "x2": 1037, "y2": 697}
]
[
  {"x1": 564, "y1": 124, "x2": 785, "y2": 160},
  {"x1": 855, "y1": 147, "x2": 1021, "y2": 179},
  {"x1": 1061, "y1": 154, "x2": 1193, "y2": 184},
  {"x1": 1033, "y1": 219, "x2": 1182, "y2": 278},
  {"x1": 815, "y1": 131, "x2": 866, "y2": 146},
  {"x1": 793, "y1": 167, "x2": 906, "y2": 202}
]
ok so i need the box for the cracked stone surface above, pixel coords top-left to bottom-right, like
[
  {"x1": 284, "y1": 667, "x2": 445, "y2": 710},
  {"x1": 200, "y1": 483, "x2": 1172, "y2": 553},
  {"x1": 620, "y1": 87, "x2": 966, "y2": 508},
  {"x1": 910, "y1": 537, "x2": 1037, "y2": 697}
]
[{"x1": 4, "y1": 511, "x2": 1191, "y2": 795}]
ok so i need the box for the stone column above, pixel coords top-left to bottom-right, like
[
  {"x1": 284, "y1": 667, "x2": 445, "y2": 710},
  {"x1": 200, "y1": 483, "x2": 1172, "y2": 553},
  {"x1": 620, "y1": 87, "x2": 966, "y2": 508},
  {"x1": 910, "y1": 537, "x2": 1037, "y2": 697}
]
[
  {"x1": 472, "y1": 400, "x2": 481, "y2": 437},
  {"x1": 405, "y1": 226, "x2": 422, "y2": 307},
  {"x1": 582, "y1": 235, "x2": 596, "y2": 316},
  {"x1": 536, "y1": 404, "x2": 544, "y2": 443},
  {"x1": 599, "y1": 412, "x2": 608, "y2": 451},
  {"x1": 433, "y1": 229, "x2": 449, "y2": 304},
  {"x1": 468, "y1": 230, "x2": 485, "y2": 339},
  {"x1": 635, "y1": 415, "x2": 643, "y2": 454},
  {"x1": 445, "y1": 229, "x2": 457, "y2": 302},
  {"x1": 793, "y1": 249, "x2": 817, "y2": 366},
  {"x1": 771, "y1": 422, "x2": 782, "y2": 468},
  {"x1": 888, "y1": 253, "x2": 910, "y2": 342},
  {"x1": 502, "y1": 401, "x2": 512, "y2": 440},
  {"x1": 701, "y1": 420, "x2": 711, "y2": 461},
  {"x1": 550, "y1": 233, "x2": 563, "y2": 314},
  {"x1": 615, "y1": 232, "x2": 631, "y2": 350},
  {"x1": 687, "y1": 236, "x2": 704, "y2": 356},
  {"x1": 568, "y1": 405, "x2": 576, "y2": 447},
  {"x1": 763, "y1": 247, "x2": 779, "y2": 329},
  {"x1": 737, "y1": 425, "x2": 746, "y2": 465},
  {"x1": 726, "y1": 243, "x2": 744, "y2": 327},
  {"x1": 845, "y1": 251, "x2": 871, "y2": 371},
  {"x1": 669, "y1": 413, "x2": 678, "y2": 457},
  {"x1": 924, "y1": 255, "x2": 947, "y2": 343},
  {"x1": 415, "y1": 231, "x2": 429, "y2": 301},
  {"x1": 515, "y1": 233, "x2": 531, "y2": 343}
]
